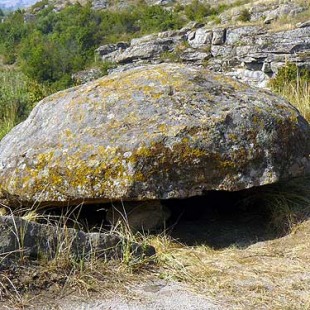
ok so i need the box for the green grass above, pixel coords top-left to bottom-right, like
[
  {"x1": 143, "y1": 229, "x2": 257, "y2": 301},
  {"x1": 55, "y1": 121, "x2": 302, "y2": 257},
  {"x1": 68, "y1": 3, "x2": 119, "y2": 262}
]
[
  {"x1": 269, "y1": 63, "x2": 310, "y2": 122},
  {"x1": 0, "y1": 63, "x2": 55, "y2": 140},
  {"x1": 0, "y1": 68, "x2": 29, "y2": 139}
]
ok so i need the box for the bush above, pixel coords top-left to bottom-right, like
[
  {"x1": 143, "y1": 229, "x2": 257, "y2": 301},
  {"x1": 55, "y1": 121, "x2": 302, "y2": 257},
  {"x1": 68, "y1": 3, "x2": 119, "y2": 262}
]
[
  {"x1": 237, "y1": 9, "x2": 251, "y2": 22},
  {"x1": 100, "y1": 61, "x2": 117, "y2": 76},
  {"x1": 269, "y1": 63, "x2": 310, "y2": 121},
  {"x1": 0, "y1": 3, "x2": 184, "y2": 90},
  {"x1": 184, "y1": 0, "x2": 211, "y2": 22},
  {"x1": 269, "y1": 63, "x2": 310, "y2": 92},
  {"x1": 136, "y1": 5, "x2": 183, "y2": 33},
  {"x1": 0, "y1": 9, "x2": 27, "y2": 64}
]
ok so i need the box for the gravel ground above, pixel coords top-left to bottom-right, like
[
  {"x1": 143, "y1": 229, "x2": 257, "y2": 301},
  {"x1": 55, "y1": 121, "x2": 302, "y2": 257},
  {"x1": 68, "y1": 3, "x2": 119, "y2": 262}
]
[{"x1": 28, "y1": 281, "x2": 223, "y2": 310}]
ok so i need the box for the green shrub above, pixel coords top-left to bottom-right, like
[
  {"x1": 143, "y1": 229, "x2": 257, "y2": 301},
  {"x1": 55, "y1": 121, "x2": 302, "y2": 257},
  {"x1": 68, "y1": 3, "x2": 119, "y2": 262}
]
[
  {"x1": 237, "y1": 9, "x2": 251, "y2": 22},
  {"x1": 184, "y1": 0, "x2": 211, "y2": 22},
  {"x1": 100, "y1": 61, "x2": 117, "y2": 76},
  {"x1": 208, "y1": 15, "x2": 221, "y2": 24},
  {"x1": 0, "y1": 3, "x2": 184, "y2": 91},
  {"x1": 174, "y1": 3, "x2": 185, "y2": 13},
  {"x1": 136, "y1": 5, "x2": 183, "y2": 33},
  {"x1": 269, "y1": 63, "x2": 310, "y2": 92},
  {"x1": 0, "y1": 9, "x2": 27, "y2": 64},
  {"x1": 160, "y1": 50, "x2": 181, "y2": 63}
]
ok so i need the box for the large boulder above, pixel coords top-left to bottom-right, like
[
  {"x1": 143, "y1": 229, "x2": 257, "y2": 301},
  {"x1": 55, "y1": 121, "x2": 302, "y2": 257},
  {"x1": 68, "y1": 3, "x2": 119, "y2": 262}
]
[{"x1": 0, "y1": 63, "x2": 309, "y2": 206}]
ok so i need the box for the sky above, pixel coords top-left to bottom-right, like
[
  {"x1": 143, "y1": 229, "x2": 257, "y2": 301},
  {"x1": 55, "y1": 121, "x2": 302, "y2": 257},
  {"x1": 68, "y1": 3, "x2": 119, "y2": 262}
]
[{"x1": 0, "y1": 0, "x2": 38, "y2": 9}]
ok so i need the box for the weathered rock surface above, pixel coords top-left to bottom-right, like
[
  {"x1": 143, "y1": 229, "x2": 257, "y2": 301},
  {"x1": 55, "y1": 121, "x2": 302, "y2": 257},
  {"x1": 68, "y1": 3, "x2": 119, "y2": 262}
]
[
  {"x1": 97, "y1": 31, "x2": 187, "y2": 65},
  {"x1": 0, "y1": 63, "x2": 309, "y2": 205},
  {"x1": 96, "y1": 24, "x2": 310, "y2": 88},
  {"x1": 0, "y1": 216, "x2": 154, "y2": 261}
]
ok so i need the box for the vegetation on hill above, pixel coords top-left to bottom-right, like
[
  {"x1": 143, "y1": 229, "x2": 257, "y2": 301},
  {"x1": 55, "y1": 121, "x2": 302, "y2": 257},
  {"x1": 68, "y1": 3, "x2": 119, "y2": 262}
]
[
  {"x1": 0, "y1": 2, "x2": 184, "y2": 87},
  {"x1": 269, "y1": 63, "x2": 310, "y2": 121}
]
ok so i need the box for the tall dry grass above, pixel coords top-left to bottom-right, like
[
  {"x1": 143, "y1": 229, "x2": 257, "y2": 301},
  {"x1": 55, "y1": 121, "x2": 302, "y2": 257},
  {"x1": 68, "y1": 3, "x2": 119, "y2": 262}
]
[
  {"x1": 278, "y1": 80, "x2": 310, "y2": 122},
  {"x1": 269, "y1": 62, "x2": 310, "y2": 122}
]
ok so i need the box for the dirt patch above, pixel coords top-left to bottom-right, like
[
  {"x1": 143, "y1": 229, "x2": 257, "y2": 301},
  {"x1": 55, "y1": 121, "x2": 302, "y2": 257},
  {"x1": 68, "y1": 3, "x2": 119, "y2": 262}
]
[{"x1": 24, "y1": 281, "x2": 222, "y2": 310}]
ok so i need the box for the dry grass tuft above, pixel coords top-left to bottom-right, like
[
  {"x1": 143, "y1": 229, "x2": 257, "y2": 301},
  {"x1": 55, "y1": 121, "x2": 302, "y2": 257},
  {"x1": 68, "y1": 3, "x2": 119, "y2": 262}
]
[
  {"x1": 278, "y1": 80, "x2": 310, "y2": 122},
  {"x1": 0, "y1": 205, "x2": 155, "y2": 308},
  {"x1": 1, "y1": 177, "x2": 310, "y2": 309}
]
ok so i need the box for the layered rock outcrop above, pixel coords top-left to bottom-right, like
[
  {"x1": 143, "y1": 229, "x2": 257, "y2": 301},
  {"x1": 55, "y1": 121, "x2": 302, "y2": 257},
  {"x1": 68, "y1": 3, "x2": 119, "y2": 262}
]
[
  {"x1": 0, "y1": 64, "x2": 309, "y2": 206},
  {"x1": 96, "y1": 23, "x2": 310, "y2": 88}
]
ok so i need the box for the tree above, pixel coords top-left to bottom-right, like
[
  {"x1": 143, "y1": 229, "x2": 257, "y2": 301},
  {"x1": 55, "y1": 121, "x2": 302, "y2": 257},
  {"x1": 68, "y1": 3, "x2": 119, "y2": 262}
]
[{"x1": 0, "y1": 10, "x2": 27, "y2": 64}]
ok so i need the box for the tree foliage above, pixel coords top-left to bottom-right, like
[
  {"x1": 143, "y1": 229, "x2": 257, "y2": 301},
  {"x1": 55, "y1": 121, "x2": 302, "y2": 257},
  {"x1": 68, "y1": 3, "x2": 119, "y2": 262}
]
[
  {"x1": 0, "y1": 3, "x2": 184, "y2": 90},
  {"x1": 0, "y1": 10, "x2": 27, "y2": 64},
  {"x1": 184, "y1": 0, "x2": 211, "y2": 22}
]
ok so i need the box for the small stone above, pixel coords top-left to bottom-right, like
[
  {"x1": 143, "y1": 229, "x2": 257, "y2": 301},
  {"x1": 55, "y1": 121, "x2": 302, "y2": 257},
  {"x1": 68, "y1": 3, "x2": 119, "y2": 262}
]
[{"x1": 296, "y1": 20, "x2": 310, "y2": 28}]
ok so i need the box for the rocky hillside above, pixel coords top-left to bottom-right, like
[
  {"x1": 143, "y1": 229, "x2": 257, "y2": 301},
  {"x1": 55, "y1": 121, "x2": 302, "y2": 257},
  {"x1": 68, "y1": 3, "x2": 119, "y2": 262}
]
[
  {"x1": 92, "y1": 20, "x2": 310, "y2": 88},
  {"x1": 66, "y1": 0, "x2": 310, "y2": 89},
  {"x1": 18, "y1": 0, "x2": 310, "y2": 89}
]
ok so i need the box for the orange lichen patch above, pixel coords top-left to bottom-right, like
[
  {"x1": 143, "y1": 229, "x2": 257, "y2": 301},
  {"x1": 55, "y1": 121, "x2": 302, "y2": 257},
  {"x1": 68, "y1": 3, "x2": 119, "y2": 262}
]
[
  {"x1": 157, "y1": 124, "x2": 169, "y2": 134},
  {"x1": 172, "y1": 143, "x2": 206, "y2": 160},
  {"x1": 63, "y1": 129, "x2": 73, "y2": 139}
]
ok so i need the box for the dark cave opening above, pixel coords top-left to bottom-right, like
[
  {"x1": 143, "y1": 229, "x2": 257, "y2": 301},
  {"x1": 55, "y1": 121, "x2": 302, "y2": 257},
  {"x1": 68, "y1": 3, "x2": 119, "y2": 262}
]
[
  {"x1": 162, "y1": 189, "x2": 275, "y2": 249},
  {"x1": 32, "y1": 184, "x2": 291, "y2": 250}
]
